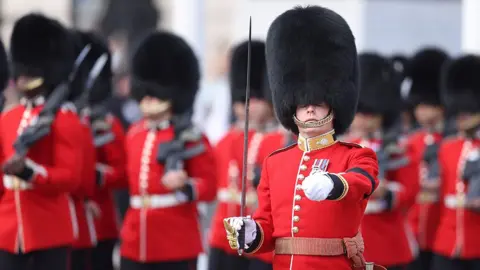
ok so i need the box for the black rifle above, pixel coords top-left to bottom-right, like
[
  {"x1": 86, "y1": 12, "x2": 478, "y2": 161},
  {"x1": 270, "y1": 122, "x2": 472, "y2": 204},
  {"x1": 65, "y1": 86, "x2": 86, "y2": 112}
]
[
  {"x1": 156, "y1": 112, "x2": 205, "y2": 172},
  {"x1": 376, "y1": 127, "x2": 410, "y2": 181},
  {"x1": 13, "y1": 45, "x2": 92, "y2": 157}
]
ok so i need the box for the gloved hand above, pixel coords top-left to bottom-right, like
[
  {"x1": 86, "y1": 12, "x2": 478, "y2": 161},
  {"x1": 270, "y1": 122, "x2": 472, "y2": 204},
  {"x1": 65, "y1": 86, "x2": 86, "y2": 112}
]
[
  {"x1": 223, "y1": 216, "x2": 257, "y2": 250},
  {"x1": 301, "y1": 172, "x2": 334, "y2": 201}
]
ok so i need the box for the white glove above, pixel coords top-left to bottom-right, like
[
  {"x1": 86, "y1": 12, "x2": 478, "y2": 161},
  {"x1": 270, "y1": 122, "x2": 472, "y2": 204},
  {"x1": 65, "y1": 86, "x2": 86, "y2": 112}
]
[
  {"x1": 223, "y1": 216, "x2": 257, "y2": 250},
  {"x1": 301, "y1": 172, "x2": 334, "y2": 201}
]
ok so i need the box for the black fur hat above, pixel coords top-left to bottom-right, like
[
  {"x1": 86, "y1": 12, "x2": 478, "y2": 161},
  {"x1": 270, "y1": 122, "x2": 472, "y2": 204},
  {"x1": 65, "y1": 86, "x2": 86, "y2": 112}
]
[
  {"x1": 130, "y1": 31, "x2": 200, "y2": 115},
  {"x1": 10, "y1": 13, "x2": 75, "y2": 91},
  {"x1": 0, "y1": 40, "x2": 9, "y2": 92},
  {"x1": 407, "y1": 47, "x2": 449, "y2": 107},
  {"x1": 266, "y1": 6, "x2": 359, "y2": 135},
  {"x1": 229, "y1": 40, "x2": 268, "y2": 103},
  {"x1": 71, "y1": 30, "x2": 112, "y2": 104},
  {"x1": 357, "y1": 53, "x2": 401, "y2": 128},
  {"x1": 442, "y1": 55, "x2": 480, "y2": 114}
]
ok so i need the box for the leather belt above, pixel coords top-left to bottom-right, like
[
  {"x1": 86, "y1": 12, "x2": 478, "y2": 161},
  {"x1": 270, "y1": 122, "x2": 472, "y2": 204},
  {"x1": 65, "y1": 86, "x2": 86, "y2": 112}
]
[
  {"x1": 275, "y1": 232, "x2": 365, "y2": 267},
  {"x1": 3, "y1": 175, "x2": 33, "y2": 190},
  {"x1": 130, "y1": 193, "x2": 185, "y2": 209}
]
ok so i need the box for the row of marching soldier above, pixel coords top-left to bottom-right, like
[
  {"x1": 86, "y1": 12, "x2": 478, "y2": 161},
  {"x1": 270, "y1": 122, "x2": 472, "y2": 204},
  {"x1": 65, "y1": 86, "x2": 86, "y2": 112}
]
[{"x1": 0, "y1": 7, "x2": 479, "y2": 270}]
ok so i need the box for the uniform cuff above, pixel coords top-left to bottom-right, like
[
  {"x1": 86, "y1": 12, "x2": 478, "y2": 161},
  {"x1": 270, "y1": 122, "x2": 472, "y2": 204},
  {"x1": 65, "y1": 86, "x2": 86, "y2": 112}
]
[
  {"x1": 327, "y1": 173, "x2": 349, "y2": 201},
  {"x1": 245, "y1": 222, "x2": 263, "y2": 254}
]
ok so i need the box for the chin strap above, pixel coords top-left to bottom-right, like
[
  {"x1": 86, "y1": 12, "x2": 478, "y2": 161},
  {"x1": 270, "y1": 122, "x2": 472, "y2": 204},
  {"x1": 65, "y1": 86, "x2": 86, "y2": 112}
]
[{"x1": 293, "y1": 110, "x2": 333, "y2": 129}]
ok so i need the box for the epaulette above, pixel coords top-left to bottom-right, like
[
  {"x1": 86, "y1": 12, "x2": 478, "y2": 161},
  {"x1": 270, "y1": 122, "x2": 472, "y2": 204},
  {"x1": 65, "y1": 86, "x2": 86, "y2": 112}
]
[
  {"x1": 268, "y1": 143, "x2": 296, "y2": 157},
  {"x1": 338, "y1": 141, "x2": 364, "y2": 148},
  {"x1": 60, "y1": 102, "x2": 77, "y2": 114}
]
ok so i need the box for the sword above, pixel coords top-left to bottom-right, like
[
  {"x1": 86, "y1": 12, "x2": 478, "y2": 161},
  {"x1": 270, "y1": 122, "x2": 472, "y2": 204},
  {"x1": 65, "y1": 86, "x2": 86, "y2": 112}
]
[{"x1": 238, "y1": 16, "x2": 252, "y2": 256}]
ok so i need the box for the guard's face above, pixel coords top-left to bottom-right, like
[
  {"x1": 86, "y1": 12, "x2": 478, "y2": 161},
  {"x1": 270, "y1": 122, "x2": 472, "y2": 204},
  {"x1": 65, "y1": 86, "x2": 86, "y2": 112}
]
[
  {"x1": 414, "y1": 104, "x2": 444, "y2": 128},
  {"x1": 295, "y1": 103, "x2": 330, "y2": 122},
  {"x1": 351, "y1": 113, "x2": 382, "y2": 134},
  {"x1": 139, "y1": 96, "x2": 171, "y2": 118},
  {"x1": 456, "y1": 112, "x2": 480, "y2": 131},
  {"x1": 15, "y1": 76, "x2": 44, "y2": 94},
  {"x1": 249, "y1": 98, "x2": 273, "y2": 123}
]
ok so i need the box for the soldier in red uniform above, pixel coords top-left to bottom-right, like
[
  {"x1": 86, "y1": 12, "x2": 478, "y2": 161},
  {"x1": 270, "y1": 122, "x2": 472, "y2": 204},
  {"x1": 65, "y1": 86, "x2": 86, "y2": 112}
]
[
  {"x1": 208, "y1": 40, "x2": 274, "y2": 270},
  {"x1": 224, "y1": 6, "x2": 384, "y2": 270},
  {"x1": 0, "y1": 14, "x2": 85, "y2": 270},
  {"x1": 431, "y1": 55, "x2": 480, "y2": 270},
  {"x1": 348, "y1": 53, "x2": 420, "y2": 269},
  {"x1": 120, "y1": 31, "x2": 216, "y2": 270},
  {"x1": 0, "y1": 36, "x2": 9, "y2": 200},
  {"x1": 73, "y1": 30, "x2": 127, "y2": 270},
  {"x1": 403, "y1": 48, "x2": 450, "y2": 270}
]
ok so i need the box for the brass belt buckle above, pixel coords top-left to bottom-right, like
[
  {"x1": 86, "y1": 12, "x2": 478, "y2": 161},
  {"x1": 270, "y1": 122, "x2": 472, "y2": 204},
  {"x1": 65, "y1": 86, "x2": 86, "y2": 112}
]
[{"x1": 142, "y1": 195, "x2": 151, "y2": 208}]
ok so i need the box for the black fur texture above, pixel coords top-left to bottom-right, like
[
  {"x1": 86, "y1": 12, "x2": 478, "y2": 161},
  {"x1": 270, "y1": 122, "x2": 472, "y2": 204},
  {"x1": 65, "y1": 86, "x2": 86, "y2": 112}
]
[
  {"x1": 442, "y1": 55, "x2": 480, "y2": 114},
  {"x1": 130, "y1": 31, "x2": 200, "y2": 115},
  {"x1": 0, "y1": 40, "x2": 9, "y2": 92},
  {"x1": 229, "y1": 40, "x2": 268, "y2": 103},
  {"x1": 10, "y1": 13, "x2": 76, "y2": 91},
  {"x1": 407, "y1": 47, "x2": 449, "y2": 107},
  {"x1": 265, "y1": 6, "x2": 359, "y2": 135},
  {"x1": 71, "y1": 30, "x2": 112, "y2": 104}
]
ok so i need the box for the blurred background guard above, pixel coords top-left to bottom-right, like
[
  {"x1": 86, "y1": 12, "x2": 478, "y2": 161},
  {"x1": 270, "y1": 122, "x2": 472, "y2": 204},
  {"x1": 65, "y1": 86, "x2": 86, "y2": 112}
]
[
  {"x1": 0, "y1": 13, "x2": 84, "y2": 270},
  {"x1": 68, "y1": 30, "x2": 98, "y2": 270},
  {"x1": 348, "y1": 52, "x2": 420, "y2": 270},
  {"x1": 431, "y1": 55, "x2": 480, "y2": 270},
  {"x1": 208, "y1": 40, "x2": 274, "y2": 270},
  {"x1": 0, "y1": 22, "x2": 9, "y2": 236},
  {"x1": 404, "y1": 47, "x2": 450, "y2": 270},
  {"x1": 120, "y1": 31, "x2": 216, "y2": 270}
]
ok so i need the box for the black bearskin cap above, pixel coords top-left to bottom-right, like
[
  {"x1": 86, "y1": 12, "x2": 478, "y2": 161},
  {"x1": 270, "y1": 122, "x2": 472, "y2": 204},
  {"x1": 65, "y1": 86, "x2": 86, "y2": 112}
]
[
  {"x1": 71, "y1": 30, "x2": 112, "y2": 104},
  {"x1": 357, "y1": 53, "x2": 401, "y2": 128},
  {"x1": 229, "y1": 40, "x2": 269, "y2": 103},
  {"x1": 266, "y1": 6, "x2": 359, "y2": 135},
  {"x1": 130, "y1": 31, "x2": 200, "y2": 115},
  {"x1": 0, "y1": 40, "x2": 9, "y2": 92},
  {"x1": 442, "y1": 55, "x2": 480, "y2": 114},
  {"x1": 407, "y1": 47, "x2": 448, "y2": 107},
  {"x1": 10, "y1": 13, "x2": 75, "y2": 91}
]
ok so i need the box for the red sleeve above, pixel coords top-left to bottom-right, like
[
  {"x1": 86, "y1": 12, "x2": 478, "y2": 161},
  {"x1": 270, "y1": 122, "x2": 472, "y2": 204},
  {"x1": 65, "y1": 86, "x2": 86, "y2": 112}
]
[
  {"x1": 71, "y1": 125, "x2": 96, "y2": 198},
  {"x1": 328, "y1": 147, "x2": 380, "y2": 202},
  {"x1": 249, "y1": 157, "x2": 275, "y2": 254},
  {"x1": 29, "y1": 110, "x2": 84, "y2": 193},
  {"x1": 184, "y1": 136, "x2": 217, "y2": 202},
  {"x1": 97, "y1": 116, "x2": 127, "y2": 189},
  {"x1": 388, "y1": 143, "x2": 420, "y2": 211}
]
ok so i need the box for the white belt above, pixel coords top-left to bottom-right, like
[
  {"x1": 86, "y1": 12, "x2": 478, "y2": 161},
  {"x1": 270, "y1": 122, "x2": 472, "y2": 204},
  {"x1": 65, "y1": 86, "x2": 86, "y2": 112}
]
[
  {"x1": 3, "y1": 175, "x2": 33, "y2": 190},
  {"x1": 364, "y1": 199, "x2": 387, "y2": 214},
  {"x1": 444, "y1": 194, "x2": 465, "y2": 209},
  {"x1": 217, "y1": 188, "x2": 257, "y2": 206},
  {"x1": 416, "y1": 190, "x2": 439, "y2": 204},
  {"x1": 130, "y1": 193, "x2": 185, "y2": 209}
]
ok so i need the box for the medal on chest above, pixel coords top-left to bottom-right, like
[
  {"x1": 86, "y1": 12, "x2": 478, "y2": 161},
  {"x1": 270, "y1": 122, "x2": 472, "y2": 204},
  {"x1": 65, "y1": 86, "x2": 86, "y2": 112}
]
[{"x1": 310, "y1": 158, "x2": 329, "y2": 175}]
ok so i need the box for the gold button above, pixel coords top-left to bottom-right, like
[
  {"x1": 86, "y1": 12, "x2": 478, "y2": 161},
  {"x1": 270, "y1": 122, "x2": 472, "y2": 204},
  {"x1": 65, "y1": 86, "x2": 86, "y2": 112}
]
[
  {"x1": 294, "y1": 205, "x2": 300, "y2": 211},
  {"x1": 293, "y1": 216, "x2": 300, "y2": 222},
  {"x1": 300, "y1": 165, "x2": 307, "y2": 171},
  {"x1": 292, "y1": 227, "x2": 299, "y2": 233},
  {"x1": 297, "y1": 174, "x2": 305, "y2": 180},
  {"x1": 303, "y1": 155, "x2": 310, "y2": 161},
  {"x1": 294, "y1": 195, "x2": 301, "y2": 201},
  {"x1": 296, "y1": 184, "x2": 302, "y2": 191}
]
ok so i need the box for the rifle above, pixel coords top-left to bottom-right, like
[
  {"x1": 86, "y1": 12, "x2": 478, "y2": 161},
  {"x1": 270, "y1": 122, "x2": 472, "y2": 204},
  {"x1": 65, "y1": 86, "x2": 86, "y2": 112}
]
[
  {"x1": 375, "y1": 126, "x2": 410, "y2": 181},
  {"x1": 156, "y1": 112, "x2": 206, "y2": 172},
  {"x1": 463, "y1": 125, "x2": 480, "y2": 206},
  {"x1": 13, "y1": 45, "x2": 92, "y2": 157}
]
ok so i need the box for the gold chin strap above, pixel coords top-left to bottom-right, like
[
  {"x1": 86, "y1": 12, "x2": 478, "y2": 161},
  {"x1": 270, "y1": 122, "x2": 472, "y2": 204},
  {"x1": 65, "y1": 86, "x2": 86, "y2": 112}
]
[
  {"x1": 18, "y1": 78, "x2": 44, "y2": 92},
  {"x1": 293, "y1": 112, "x2": 333, "y2": 129},
  {"x1": 140, "y1": 100, "x2": 171, "y2": 116},
  {"x1": 297, "y1": 129, "x2": 337, "y2": 152}
]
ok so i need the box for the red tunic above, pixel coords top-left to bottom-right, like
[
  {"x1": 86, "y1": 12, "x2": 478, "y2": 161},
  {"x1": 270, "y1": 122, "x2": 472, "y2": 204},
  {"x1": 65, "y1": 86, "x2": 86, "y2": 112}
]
[
  {"x1": 433, "y1": 137, "x2": 480, "y2": 259},
  {"x1": 120, "y1": 120, "x2": 216, "y2": 262},
  {"x1": 0, "y1": 103, "x2": 84, "y2": 253},
  {"x1": 92, "y1": 114, "x2": 127, "y2": 241},
  {"x1": 353, "y1": 138, "x2": 419, "y2": 266},
  {"x1": 71, "y1": 120, "x2": 97, "y2": 249},
  {"x1": 249, "y1": 133, "x2": 379, "y2": 270},
  {"x1": 406, "y1": 131, "x2": 443, "y2": 252}
]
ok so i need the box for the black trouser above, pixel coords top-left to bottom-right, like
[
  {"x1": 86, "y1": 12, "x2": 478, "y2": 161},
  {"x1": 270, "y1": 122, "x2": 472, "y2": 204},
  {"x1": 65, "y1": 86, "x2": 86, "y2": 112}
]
[
  {"x1": 408, "y1": 250, "x2": 433, "y2": 270},
  {"x1": 386, "y1": 265, "x2": 408, "y2": 270},
  {"x1": 71, "y1": 248, "x2": 92, "y2": 270},
  {"x1": 208, "y1": 247, "x2": 272, "y2": 270},
  {"x1": 0, "y1": 246, "x2": 69, "y2": 270},
  {"x1": 121, "y1": 256, "x2": 197, "y2": 270},
  {"x1": 430, "y1": 254, "x2": 480, "y2": 270},
  {"x1": 92, "y1": 239, "x2": 117, "y2": 270}
]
